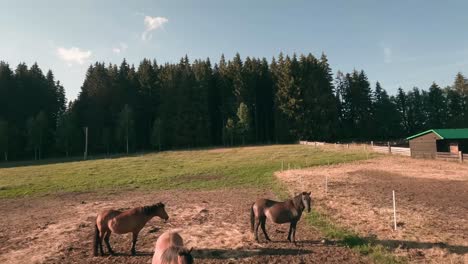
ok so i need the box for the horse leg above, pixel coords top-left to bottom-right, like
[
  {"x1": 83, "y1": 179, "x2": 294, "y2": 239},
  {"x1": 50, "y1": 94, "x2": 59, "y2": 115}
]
[
  {"x1": 254, "y1": 217, "x2": 261, "y2": 242},
  {"x1": 104, "y1": 232, "x2": 115, "y2": 255},
  {"x1": 98, "y1": 231, "x2": 105, "y2": 256},
  {"x1": 131, "y1": 231, "x2": 139, "y2": 255},
  {"x1": 287, "y1": 223, "x2": 293, "y2": 242},
  {"x1": 291, "y1": 221, "x2": 298, "y2": 244},
  {"x1": 260, "y1": 217, "x2": 271, "y2": 242}
]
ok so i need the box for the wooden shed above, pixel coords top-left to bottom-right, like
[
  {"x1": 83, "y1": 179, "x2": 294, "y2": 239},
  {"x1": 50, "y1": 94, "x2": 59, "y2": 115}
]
[{"x1": 406, "y1": 129, "x2": 468, "y2": 158}]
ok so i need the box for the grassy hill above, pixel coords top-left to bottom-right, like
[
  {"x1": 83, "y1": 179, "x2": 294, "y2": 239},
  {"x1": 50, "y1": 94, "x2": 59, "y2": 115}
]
[{"x1": 0, "y1": 144, "x2": 375, "y2": 198}]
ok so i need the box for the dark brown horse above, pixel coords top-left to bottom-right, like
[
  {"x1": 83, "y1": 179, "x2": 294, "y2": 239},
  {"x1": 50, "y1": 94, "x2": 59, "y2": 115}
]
[
  {"x1": 250, "y1": 192, "x2": 312, "y2": 243},
  {"x1": 94, "y1": 203, "x2": 169, "y2": 256}
]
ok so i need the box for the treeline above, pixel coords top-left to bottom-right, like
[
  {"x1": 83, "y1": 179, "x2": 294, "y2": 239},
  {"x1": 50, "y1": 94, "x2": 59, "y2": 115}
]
[
  {"x1": 0, "y1": 62, "x2": 65, "y2": 160},
  {"x1": 1, "y1": 53, "x2": 468, "y2": 161}
]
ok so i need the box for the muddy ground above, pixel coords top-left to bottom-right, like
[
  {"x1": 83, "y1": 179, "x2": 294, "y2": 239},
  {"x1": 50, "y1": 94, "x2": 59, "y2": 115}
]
[
  {"x1": 278, "y1": 156, "x2": 468, "y2": 263},
  {"x1": 0, "y1": 189, "x2": 366, "y2": 264}
]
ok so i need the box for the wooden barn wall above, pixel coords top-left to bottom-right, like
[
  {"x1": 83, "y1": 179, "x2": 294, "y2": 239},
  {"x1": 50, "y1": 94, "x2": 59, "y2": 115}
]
[{"x1": 409, "y1": 132, "x2": 439, "y2": 158}]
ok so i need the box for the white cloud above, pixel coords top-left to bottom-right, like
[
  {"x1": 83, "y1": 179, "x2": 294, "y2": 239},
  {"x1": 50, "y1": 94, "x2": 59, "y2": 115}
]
[
  {"x1": 112, "y1": 43, "x2": 128, "y2": 54},
  {"x1": 56, "y1": 47, "x2": 91, "y2": 65},
  {"x1": 383, "y1": 47, "x2": 392, "y2": 64},
  {"x1": 142, "y1": 16, "x2": 168, "y2": 40}
]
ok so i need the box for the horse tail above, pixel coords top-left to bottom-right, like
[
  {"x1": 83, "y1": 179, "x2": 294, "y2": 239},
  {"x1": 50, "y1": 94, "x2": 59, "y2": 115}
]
[
  {"x1": 93, "y1": 224, "x2": 99, "y2": 256},
  {"x1": 250, "y1": 202, "x2": 255, "y2": 232}
]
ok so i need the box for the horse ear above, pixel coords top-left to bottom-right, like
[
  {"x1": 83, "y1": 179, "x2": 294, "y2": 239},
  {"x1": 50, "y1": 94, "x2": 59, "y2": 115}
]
[
  {"x1": 188, "y1": 247, "x2": 193, "y2": 253},
  {"x1": 307, "y1": 191, "x2": 311, "y2": 195}
]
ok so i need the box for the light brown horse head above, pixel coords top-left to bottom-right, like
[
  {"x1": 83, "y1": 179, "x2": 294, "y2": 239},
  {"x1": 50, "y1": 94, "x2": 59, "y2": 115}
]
[
  {"x1": 143, "y1": 203, "x2": 169, "y2": 222},
  {"x1": 161, "y1": 246, "x2": 193, "y2": 264},
  {"x1": 301, "y1": 192, "x2": 312, "y2": 213}
]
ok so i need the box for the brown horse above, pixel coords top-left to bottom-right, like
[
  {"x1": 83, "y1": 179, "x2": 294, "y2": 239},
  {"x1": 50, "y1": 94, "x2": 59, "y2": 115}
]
[
  {"x1": 152, "y1": 230, "x2": 193, "y2": 264},
  {"x1": 94, "y1": 202, "x2": 169, "y2": 256},
  {"x1": 250, "y1": 192, "x2": 312, "y2": 243}
]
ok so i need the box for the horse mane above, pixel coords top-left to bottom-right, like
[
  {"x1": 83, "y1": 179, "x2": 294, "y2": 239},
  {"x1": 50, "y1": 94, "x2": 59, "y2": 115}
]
[
  {"x1": 160, "y1": 246, "x2": 193, "y2": 264},
  {"x1": 292, "y1": 193, "x2": 305, "y2": 211},
  {"x1": 142, "y1": 202, "x2": 164, "y2": 216}
]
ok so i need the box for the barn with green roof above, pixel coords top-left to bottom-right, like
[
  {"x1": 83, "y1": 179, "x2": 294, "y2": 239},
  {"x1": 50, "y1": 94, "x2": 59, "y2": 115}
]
[{"x1": 406, "y1": 129, "x2": 468, "y2": 158}]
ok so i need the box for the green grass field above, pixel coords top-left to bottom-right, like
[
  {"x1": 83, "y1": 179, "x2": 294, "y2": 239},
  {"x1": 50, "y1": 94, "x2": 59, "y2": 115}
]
[
  {"x1": 0, "y1": 144, "x2": 375, "y2": 198},
  {"x1": 0, "y1": 144, "x2": 402, "y2": 262}
]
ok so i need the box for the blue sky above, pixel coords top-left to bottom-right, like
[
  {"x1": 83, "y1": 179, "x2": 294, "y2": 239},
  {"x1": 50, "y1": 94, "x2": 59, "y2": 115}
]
[{"x1": 2, "y1": 0, "x2": 468, "y2": 100}]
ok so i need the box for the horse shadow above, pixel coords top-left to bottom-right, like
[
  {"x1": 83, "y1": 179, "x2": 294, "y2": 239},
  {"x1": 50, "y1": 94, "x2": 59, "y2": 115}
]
[
  {"x1": 192, "y1": 247, "x2": 313, "y2": 260},
  {"x1": 107, "y1": 251, "x2": 154, "y2": 257}
]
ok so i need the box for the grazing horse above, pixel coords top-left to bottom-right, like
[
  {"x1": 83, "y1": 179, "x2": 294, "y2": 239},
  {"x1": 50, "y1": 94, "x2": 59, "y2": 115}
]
[
  {"x1": 94, "y1": 202, "x2": 169, "y2": 256},
  {"x1": 250, "y1": 192, "x2": 312, "y2": 243},
  {"x1": 152, "y1": 230, "x2": 193, "y2": 264}
]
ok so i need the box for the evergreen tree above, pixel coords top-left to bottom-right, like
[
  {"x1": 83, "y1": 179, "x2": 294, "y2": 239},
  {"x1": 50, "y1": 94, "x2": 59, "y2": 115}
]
[
  {"x1": 454, "y1": 72, "x2": 468, "y2": 96},
  {"x1": 426, "y1": 82, "x2": 447, "y2": 128},
  {"x1": 274, "y1": 54, "x2": 302, "y2": 140},
  {"x1": 56, "y1": 111, "x2": 79, "y2": 157},
  {"x1": 452, "y1": 73, "x2": 468, "y2": 126},
  {"x1": 0, "y1": 119, "x2": 8, "y2": 161},
  {"x1": 35, "y1": 111, "x2": 48, "y2": 159},
  {"x1": 236, "y1": 103, "x2": 251, "y2": 144},
  {"x1": 224, "y1": 118, "x2": 236, "y2": 146},
  {"x1": 373, "y1": 82, "x2": 400, "y2": 139},
  {"x1": 340, "y1": 70, "x2": 373, "y2": 139},
  {"x1": 26, "y1": 112, "x2": 48, "y2": 160},
  {"x1": 136, "y1": 59, "x2": 160, "y2": 149},
  {"x1": 117, "y1": 104, "x2": 135, "y2": 154},
  {"x1": 406, "y1": 88, "x2": 426, "y2": 133},
  {"x1": 150, "y1": 118, "x2": 163, "y2": 151},
  {"x1": 446, "y1": 87, "x2": 463, "y2": 128},
  {"x1": 395, "y1": 87, "x2": 409, "y2": 134}
]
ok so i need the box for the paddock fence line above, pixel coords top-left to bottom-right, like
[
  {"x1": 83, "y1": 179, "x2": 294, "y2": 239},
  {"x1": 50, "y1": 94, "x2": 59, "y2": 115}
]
[
  {"x1": 299, "y1": 141, "x2": 468, "y2": 163},
  {"x1": 299, "y1": 141, "x2": 411, "y2": 157},
  {"x1": 436, "y1": 151, "x2": 463, "y2": 162}
]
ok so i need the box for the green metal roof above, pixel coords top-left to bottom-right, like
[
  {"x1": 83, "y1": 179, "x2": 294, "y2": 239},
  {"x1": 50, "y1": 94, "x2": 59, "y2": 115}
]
[{"x1": 406, "y1": 128, "x2": 468, "y2": 140}]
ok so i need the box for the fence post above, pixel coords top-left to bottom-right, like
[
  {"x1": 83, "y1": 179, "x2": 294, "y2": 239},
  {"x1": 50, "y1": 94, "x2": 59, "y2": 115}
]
[
  {"x1": 387, "y1": 142, "x2": 391, "y2": 154},
  {"x1": 393, "y1": 190, "x2": 397, "y2": 231},
  {"x1": 371, "y1": 141, "x2": 374, "y2": 147},
  {"x1": 459, "y1": 151, "x2": 463, "y2": 163}
]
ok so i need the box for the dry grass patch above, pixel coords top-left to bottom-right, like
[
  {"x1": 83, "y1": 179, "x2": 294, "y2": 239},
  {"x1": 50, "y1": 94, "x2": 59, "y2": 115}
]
[{"x1": 277, "y1": 156, "x2": 468, "y2": 263}]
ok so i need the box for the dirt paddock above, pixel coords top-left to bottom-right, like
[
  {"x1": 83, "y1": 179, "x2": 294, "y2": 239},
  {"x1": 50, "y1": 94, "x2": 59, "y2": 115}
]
[
  {"x1": 278, "y1": 156, "x2": 468, "y2": 263},
  {"x1": 0, "y1": 189, "x2": 365, "y2": 264}
]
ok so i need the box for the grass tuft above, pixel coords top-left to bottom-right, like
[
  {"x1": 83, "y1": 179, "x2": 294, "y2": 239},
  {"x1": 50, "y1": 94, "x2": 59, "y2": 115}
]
[{"x1": 307, "y1": 210, "x2": 405, "y2": 263}]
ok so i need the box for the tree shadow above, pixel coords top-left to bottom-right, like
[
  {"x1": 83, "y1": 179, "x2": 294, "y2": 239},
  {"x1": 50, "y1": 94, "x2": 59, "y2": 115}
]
[
  {"x1": 192, "y1": 247, "x2": 312, "y2": 260},
  {"x1": 337, "y1": 233, "x2": 468, "y2": 255},
  {"x1": 0, "y1": 153, "x2": 124, "y2": 169},
  {"x1": 0, "y1": 144, "x2": 278, "y2": 169},
  {"x1": 374, "y1": 239, "x2": 468, "y2": 255}
]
